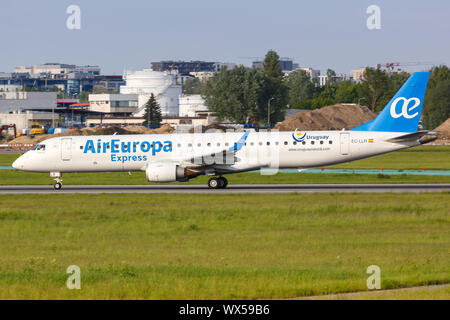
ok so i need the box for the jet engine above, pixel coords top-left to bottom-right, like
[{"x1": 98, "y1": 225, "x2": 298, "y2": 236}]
[{"x1": 145, "y1": 162, "x2": 189, "y2": 182}]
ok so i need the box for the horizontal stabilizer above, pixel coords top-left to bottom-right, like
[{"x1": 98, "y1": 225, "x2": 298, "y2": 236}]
[{"x1": 386, "y1": 131, "x2": 437, "y2": 144}]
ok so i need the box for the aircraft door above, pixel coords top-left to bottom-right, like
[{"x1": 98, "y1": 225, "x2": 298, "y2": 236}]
[
  {"x1": 340, "y1": 132, "x2": 350, "y2": 155},
  {"x1": 61, "y1": 138, "x2": 72, "y2": 161}
]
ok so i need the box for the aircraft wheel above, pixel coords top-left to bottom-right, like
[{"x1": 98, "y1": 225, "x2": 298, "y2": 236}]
[
  {"x1": 53, "y1": 182, "x2": 62, "y2": 190},
  {"x1": 218, "y1": 177, "x2": 228, "y2": 188},
  {"x1": 208, "y1": 177, "x2": 219, "y2": 189}
]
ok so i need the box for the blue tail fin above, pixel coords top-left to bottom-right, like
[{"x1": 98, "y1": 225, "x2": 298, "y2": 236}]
[{"x1": 350, "y1": 72, "x2": 429, "y2": 132}]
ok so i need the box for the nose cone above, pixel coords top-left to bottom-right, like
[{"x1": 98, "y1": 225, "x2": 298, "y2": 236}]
[{"x1": 12, "y1": 156, "x2": 24, "y2": 170}]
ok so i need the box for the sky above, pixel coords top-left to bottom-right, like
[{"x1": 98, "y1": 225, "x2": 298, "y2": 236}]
[{"x1": 1, "y1": 0, "x2": 449, "y2": 75}]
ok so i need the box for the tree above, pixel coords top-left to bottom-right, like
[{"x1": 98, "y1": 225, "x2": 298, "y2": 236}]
[
  {"x1": 284, "y1": 69, "x2": 314, "y2": 106},
  {"x1": 360, "y1": 67, "x2": 389, "y2": 112},
  {"x1": 78, "y1": 91, "x2": 90, "y2": 102},
  {"x1": 204, "y1": 66, "x2": 264, "y2": 123},
  {"x1": 260, "y1": 50, "x2": 288, "y2": 126},
  {"x1": 377, "y1": 71, "x2": 410, "y2": 108},
  {"x1": 326, "y1": 69, "x2": 336, "y2": 85},
  {"x1": 93, "y1": 87, "x2": 117, "y2": 94},
  {"x1": 182, "y1": 78, "x2": 205, "y2": 95},
  {"x1": 49, "y1": 86, "x2": 60, "y2": 92},
  {"x1": 142, "y1": 93, "x2": 162, "y2": 127},
  {"x1": 23, "y1": 86, "x2": 43, "y2": 92},
  {"x1": 334, "y1": 81, "x2": 359, "y2": 103},
  {"x1": 263, "y1": 50, "x2": 284, "y2": 79},
  {"x1": 423, "y1": 66, "x2": 450, "y2": 129}
]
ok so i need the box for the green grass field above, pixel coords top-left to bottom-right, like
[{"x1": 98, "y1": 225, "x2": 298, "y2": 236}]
[
  {"x1": 0, "y1": 145, "x2": 449, "y2": 185},
  {"x1": 0, "y1": 193, "x2": 448, "y2": 299},
  {"x1": 329, "y1": 145, "x2": 450, "y2": 170},
  {"x1": 301, "y1": 285, "x2": 450, "y2": 300}
]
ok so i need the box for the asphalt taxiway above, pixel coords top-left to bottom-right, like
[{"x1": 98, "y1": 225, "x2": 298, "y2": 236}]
[{"x1": 0, "y1": 184, "x2": 449, "y2": 194}]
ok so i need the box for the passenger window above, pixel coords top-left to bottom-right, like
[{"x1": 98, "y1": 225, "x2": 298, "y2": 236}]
[
  {"x1": 302, "y1": 141, "x2": 306, "y2": 145},
  {"x1": 284, "y1": 141, "x2": 288, "y2": 145},
  {"x1": 80, "y1": 146, "x2": 83, "y2": 150},
  {"x1": 293, "y1": 141, "x2": 297, "y2": 145},
  {"x1": 37, "y1": 144, "x2": 46, "y2": 151},
  {"x1": 267, "y1": 142, "x2": 270, "y2": 146},
  {"x1": 311, "y1": 141, "x2": 315, "y2": 145},
  {"x1": 320, "y1": 141, "x2": 324, "y2": 145},
  {"x1": 329, "y1": 141, "x2": 333, "y2": 144}
]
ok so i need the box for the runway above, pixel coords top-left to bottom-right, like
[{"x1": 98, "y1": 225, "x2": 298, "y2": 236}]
[{"x1": 0, "y1": 184, "x2": 449, "y2": 194}]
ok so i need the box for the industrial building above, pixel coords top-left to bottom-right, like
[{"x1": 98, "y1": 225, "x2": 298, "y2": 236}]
[
  {"x1": 179, "y1": 94, "x2": 208, "y2": 117},
  {"x1": 252, "y1": 58, "x2": 299, "y2": 72},
  {"x1": 295, "y1": 67, "x2": 321, "y2": 79},
  {"x1": 0, "y1": 111, "x2": 58, "y2": 133},
  {"x1": 0, "y1": 91, "x2": 57, "y2": 113},
  {"x1": 89, "y1": 94, "x2": 139, "y2": 114},
  {"x1": 151, "y1": 61, "x2": 236, "y2": 74},
  {"x1": 317, "y1": 74, "x2": 351, "y2": 87},
  {"x1": 350, "y1": 68, "x2": 366, "y2": 82},
  {"x1": 1, "y1": 63, "x2": 124, "y2": 96},
  {"x1": 14, "y1": 63, "x2": 101, "y2": 76}
]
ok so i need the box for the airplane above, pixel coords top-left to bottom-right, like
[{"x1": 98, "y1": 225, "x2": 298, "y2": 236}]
[{"x1": 12, "y1": 72, "x2": 436, "y2": 190}]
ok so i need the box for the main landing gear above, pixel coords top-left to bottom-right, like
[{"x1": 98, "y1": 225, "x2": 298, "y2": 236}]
[{"x1": 208, "y1": 176, "x2": 228, "y2": 189}]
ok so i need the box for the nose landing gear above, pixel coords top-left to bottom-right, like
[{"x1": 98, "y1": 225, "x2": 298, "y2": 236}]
[
  {"x1": 50, "y1": 172, "x2": 63, "y2": 190},
  {"x1": 208, "y1": 176, "x2": 228, "y2": 189},
  {"x1": 53, "y1": 181, "x2": 63, "y2": 190}
]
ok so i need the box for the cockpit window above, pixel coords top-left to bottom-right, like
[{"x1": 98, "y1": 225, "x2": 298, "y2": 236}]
[{"x1": 33, "y1": 144, "x2": 46, "y2": 151}]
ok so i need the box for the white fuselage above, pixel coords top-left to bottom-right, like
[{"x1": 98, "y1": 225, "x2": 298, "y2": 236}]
[{"x1": 13, "y1": 130, "x2": 418, "y2": 175}]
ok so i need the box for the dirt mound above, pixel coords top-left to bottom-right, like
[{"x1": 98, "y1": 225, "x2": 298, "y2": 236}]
[
  {"x1": 8, "y1": 124, "x2": 175, "y2": 145},
  {"x1": 152, "y1": 124, "x2": 175, "y2": 134},
  {"x1": 188, "y1": 123, "x2": 232, "y2": 133},
  {"x1": 433, "y1": 118, "x2": 450, "y2": 144},
  {"x1": 9, "y1": 129, "x2": 84, "y2": 145},
  {"x1": 124, "y1": 124, "x2": 175, "y2": 134},
  {"x1": 275, "y1": 104, "x2": 377, "y2": 131}
]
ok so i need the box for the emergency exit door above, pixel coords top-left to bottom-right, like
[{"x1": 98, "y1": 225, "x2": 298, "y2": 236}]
[
  {"x1": 61, "y1": 138, "x2": 72, "y2": 161},
  {"x1": 340, "y1": 132, "x2": 350, "y2": 155}
]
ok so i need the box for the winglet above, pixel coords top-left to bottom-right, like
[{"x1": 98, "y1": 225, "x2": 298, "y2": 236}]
[{"x1": 229, "y1": 130, "x2": 250, "y2": 152}]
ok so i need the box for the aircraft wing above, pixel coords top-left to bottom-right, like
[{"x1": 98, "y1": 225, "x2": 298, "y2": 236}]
[{"x1": 179, "y1": 130, "x2": 251, "y2": 169}]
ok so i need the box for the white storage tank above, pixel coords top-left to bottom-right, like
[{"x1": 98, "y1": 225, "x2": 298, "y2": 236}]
[{"x1": 120, "y1": 69, "x2": 181, "y2": 117}]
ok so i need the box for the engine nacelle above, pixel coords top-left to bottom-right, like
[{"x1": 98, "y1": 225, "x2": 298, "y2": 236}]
[{"x1": 145, "y1": 162, "x2": 187, "y2": 182}]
